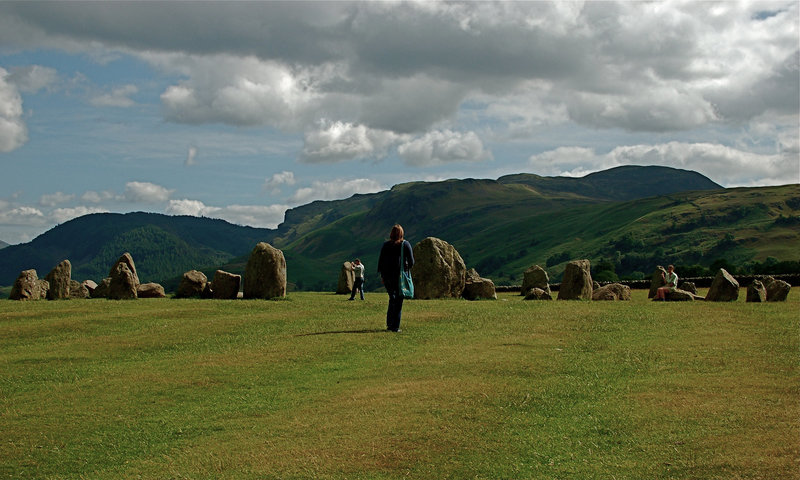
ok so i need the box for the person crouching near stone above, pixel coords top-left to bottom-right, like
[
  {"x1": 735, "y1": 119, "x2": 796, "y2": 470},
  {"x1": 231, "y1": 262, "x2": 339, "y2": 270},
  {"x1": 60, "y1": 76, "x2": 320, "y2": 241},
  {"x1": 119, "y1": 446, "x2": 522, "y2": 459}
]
[
  {"x1": 349, "y1": 258, "x2": 365, "y2": 300},
  {"x1": 654, "y1": 265, "x2": 678, "y2": 301}
]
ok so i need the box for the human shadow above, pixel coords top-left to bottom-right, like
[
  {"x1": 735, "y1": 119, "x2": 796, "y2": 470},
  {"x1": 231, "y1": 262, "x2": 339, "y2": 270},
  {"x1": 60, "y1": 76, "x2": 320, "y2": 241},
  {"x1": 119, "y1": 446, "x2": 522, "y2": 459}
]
[{"x1": 295, "y1": 328, "x2": 387, "y2": 337}]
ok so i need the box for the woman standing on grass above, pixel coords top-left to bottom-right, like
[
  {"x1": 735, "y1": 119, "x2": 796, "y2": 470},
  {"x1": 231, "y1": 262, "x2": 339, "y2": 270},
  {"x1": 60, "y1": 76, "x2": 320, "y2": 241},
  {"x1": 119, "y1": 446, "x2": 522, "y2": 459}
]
[{"x1": 377, "y1": 224, "x2": 414, "y2": 332}]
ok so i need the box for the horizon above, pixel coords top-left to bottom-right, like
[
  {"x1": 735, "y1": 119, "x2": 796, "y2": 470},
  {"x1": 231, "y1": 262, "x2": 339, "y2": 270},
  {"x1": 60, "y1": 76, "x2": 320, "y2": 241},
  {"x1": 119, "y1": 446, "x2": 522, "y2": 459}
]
[{"x1": 1, "y1": 2, "x2": 798, "y2": 243}]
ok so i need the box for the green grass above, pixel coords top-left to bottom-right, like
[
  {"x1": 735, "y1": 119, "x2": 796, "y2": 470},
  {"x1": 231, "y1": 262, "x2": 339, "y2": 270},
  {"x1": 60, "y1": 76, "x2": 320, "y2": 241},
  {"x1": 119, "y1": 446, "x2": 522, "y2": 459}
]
[{"x1": 1, "y1": 291, "x2": 798, "y2": 479}]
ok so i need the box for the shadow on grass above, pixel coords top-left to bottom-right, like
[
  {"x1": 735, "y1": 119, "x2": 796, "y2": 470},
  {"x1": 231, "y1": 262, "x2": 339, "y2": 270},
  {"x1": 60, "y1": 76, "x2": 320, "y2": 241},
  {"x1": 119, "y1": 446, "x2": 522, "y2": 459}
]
[{"x1": 295, "y1": 328, "x2": 388, "y2": 337}]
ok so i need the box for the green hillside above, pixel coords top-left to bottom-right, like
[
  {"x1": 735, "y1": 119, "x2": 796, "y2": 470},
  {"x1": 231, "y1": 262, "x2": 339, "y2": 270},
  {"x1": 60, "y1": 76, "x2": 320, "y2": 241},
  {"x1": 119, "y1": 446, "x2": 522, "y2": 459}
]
[{"x1": 2, "y1": 166, "x2": 797, "y2": 293}]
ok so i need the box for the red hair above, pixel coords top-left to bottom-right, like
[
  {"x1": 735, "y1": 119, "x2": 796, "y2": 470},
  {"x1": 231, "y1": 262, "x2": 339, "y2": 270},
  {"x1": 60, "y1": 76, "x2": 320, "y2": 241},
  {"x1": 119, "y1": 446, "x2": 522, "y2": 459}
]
[{"x1": 390, "y1": 224, "x2": 404, "y2": 244}]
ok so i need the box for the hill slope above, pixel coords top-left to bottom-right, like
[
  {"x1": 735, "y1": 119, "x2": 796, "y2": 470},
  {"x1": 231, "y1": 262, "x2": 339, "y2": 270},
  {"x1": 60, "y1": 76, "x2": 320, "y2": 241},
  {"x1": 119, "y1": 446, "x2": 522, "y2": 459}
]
[
  {"x1": 0, "y1": 212, "x2": 275, "y2": 285},
  {"x1": 4, "y1": 165, "x2": 796, "y2": 292}
]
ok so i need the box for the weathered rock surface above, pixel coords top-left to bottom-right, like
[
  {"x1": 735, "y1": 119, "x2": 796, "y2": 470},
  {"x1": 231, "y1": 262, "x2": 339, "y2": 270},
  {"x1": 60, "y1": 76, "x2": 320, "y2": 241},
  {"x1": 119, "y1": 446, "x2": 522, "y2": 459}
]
[
  {"x1": 45, "y1": 260, "x2": 72, "y2": 300},
  {"x1": 557, "y1": 260, "x2": 593, "y2": 300},
  {"x1": 137, "y1": 283, "x2": 166, "y2": 298},
  {"x1": 336, "y1": 262, "x2": 355, "y2": 295},
  {"x1": 175, "y1": 270, "x2": 208, "y2": 298},
  {"x1": 665, "y1": 289, "x2": 699, "y2": 301},
  {"x1": 462, "y1": 268, "x2": 497, "y2": 300},
  {"x1": 678, "y1": 281, "x2": 697, "y2": 295},
  {"x1": 108, "y1": 263, "x2": 138, "y2": 300},
  {"x1": 212, "y1": 270, "x2": 241, "y2": 299},
  {"x1": 592, "y1": 283, "x2": 631, "y2": 301},
  {"x1": 521, "y1": 265, "x2": 550, "y2": 296},
  {"x1": 705, "y1": 268, "x2": 739, "y2": 302},
  {"x1": 9, "y1": 269, "x2": 49, "y2": 301},
  {"x1": 524, "y1": 287, "x2": 552, "y2": 300},
  {"x1": 765, "y1": 278, "x2": 791, "y2": 302},
  {"x1": 69, "y1": 279, "x2": 90, "y2": 299},
  {"x1": 411, "y1": 237, "x2": 466, "y2": 299},
  {"x1": 109, "y1": 253, "x2": 140, "y2": 287},
  {"x1": 92, "y1": 278, "x2": 111, "y2": 298},
  {"x1": 746, "y1": 280, "x2": 766, "y2": 303},
  {"x1": 243, "y1": 242, "x2": 287, "y2": 299},
  {"x1": 648, "y1": 266, "x2": 668, "y2": 298},
  {"x1": 82, "y1": 280, "x2": 98, "y2": 296}
]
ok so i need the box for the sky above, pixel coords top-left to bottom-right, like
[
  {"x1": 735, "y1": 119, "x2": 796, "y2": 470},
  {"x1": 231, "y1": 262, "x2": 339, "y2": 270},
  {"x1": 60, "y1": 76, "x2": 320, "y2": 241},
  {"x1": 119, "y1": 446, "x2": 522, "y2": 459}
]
[{"x1": 0, "y1": 1, "x2": 798, "y2": 244}]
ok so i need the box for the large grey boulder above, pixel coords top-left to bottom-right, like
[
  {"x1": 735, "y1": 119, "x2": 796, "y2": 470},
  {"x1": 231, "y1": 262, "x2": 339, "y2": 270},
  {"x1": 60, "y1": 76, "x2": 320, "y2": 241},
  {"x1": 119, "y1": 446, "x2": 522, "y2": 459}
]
[
  {"x1": 678, "y1": 281, "x2": 697, "y2": 295},
  {"x1": 137, "y1": 283, "x2": 166, "y2": 298},
  {"x1": 557, "y1": 260, "x2": 593, "y2": 300},
  {"x1": 81, "y1": 280, "x2": 98, "y2": 297},
  {"x1": 592, "y1": 283, "x2": 631, "y2": 301},
  {"x1": 244, "y1": 242, "x2": 287, "y2": 299},
  {"x1": 411, "y1": 237, "x2": 466, "y2": 299},
  {"x1": 746, "y1": 280, "x2": 767, "y2": 303},
  {"x1": 665, "y1": 289, "x2": 698, "y2": 301},
  {"x1": 45, "y1": 260, "x2": 72, "y2": 300},
  {"x1": 212, "y1": 270, "x2": 241, "y2": 299},
  {"x1": 9, "y1": 269, "x2": 49, "y2": 301},
  {"x1": 705, "y1": 268, "x2": 739, "y2": 302},
  {"x1": 462, "y1": 268, "x2": 496, "y2": 300},
  {"x1": 336, "y1": 261, "x2": 355, "y2": 295},
  {"x1": 69, "y1": 279, "x2": 90, "y2": 299},
  {"x1": 648, "y1": 266, "x2": 668, "y2": 298},
  {"x1": 175, "y1": 270, "x2": 208, "y2": 298},
  {"x1": 765, "y1": 278, "x2": 791, "y2": 302},
  {"x1": 521, "y1": 265, "x2": 550, "y2": 296},
  {"x1": 108, "y1": 262, "x2": 138, "y2": 300}
]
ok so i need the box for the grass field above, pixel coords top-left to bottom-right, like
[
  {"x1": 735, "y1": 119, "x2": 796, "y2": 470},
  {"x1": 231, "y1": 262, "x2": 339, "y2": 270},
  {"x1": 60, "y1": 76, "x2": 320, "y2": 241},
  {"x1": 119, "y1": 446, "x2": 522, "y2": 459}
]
[{"x1": 1, "y1": 290, "x2": 798, "y2": 479}]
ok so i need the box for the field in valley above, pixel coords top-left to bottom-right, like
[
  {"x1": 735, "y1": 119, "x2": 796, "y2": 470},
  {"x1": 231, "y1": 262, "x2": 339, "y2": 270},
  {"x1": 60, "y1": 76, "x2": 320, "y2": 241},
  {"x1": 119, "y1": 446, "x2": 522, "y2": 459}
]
[{"x1": 1, "y1": 290, "x2": 798, "y2": 479}]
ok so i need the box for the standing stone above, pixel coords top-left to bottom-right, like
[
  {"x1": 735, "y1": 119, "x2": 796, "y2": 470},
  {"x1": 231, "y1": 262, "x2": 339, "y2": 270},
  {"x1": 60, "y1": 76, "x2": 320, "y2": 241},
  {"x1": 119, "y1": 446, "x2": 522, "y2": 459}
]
[
  {"x1": 92, "y1": 278, "x2": 111, "y2": 298},
  {"x1": 45, "y1": 260, "x2": 72, "y2": 300},
  {"x1": 558, "y1": 260, "x2": 593, "y2": 300},
  {"x1": 462, "y1": 268, "x2": 497, "y2": 300},
  {"x1": 244, "y1": 242, "x2": 287, "y2": 299},
  {"x1": 678, "y1": 281, "x2": 697, "y2": 295},
  {"x1": 591, "y1": 283, "x2": 631, "y2": 301},
  {"x1": 336, "y1": 262, "x2": 355, "y2": 295},
  {"x1": 108, "y1": 263, "x2": 138, "y2": 300},
  {"x1": 69, "y1": 279, "x2": 90, "y2": 299},
  {"x1": 648, "y1": 266, "x2": 668, "y2": 298},
  {"x1": 82, "y1": 280, "x2": 98, "y2": 297},
  {"x1": 137, "y1": 283, "x2": 166, "y2": 298},
  {"x1": 521, "y1": 265, "x2": 550, "y2": 296},
  {"x1": 746, "y1": 280, "x2": 767, "y2": 303},
  {"x1": 524, "y1": 288, "x2": 552, "y2": 300},
  {"x1": 665, "y1": 289, "x2": 697, "y2": 301},
  {"x1": 705, "y1": 268, "x2": 739, "y2": 302},
  {"x1": 411, "y1": 237, "x2": 466, "y2": 299},
  {"x1": 765, "y1": 279, "x2": 791, "y2": 302},
  {"x1": 212, "y1": 270, "x2": 241, "y2": 299},
  {"x1": 9, "y1": 269, "x2": 49, "y2": 300},
  {"x1": 175, "y1": 270, "x2": 208, "y2": 298},
  {"x1": 109, "y1": 253, "x2": 140, "y2": 287}
]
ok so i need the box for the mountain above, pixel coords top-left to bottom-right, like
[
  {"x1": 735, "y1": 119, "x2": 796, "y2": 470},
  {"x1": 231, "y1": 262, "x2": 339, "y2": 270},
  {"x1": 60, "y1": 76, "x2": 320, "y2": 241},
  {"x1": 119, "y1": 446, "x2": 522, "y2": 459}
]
[
  {"x1": 0, "y1": 212, "x2": 274, "y2": 286},
  {"x1": 1, "y1": 165, "x2": 797, "y2": 291},
  {"x1": 0, "y1": 240, "x2": 8, "y2": 249}
]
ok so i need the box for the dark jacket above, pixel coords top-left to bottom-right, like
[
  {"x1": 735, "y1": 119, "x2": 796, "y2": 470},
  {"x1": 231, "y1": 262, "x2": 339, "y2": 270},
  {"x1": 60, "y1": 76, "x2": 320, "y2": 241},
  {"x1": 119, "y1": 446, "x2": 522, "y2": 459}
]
[{"x1": 377, "y1": 240, "x2": 414, "y2": 287}]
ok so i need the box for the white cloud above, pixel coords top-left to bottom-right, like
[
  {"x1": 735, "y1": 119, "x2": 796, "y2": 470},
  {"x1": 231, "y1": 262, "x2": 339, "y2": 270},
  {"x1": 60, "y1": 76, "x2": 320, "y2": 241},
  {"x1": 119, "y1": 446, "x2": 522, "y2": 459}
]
[
  {"x1": 90, "y1": 84, "x2": 138, "y2": 107},
  {"x1": 51, "y1": 206, "x2": 108, "y2": 224},
  {"x1": 300, "y1": 121, "x2": 403, "y2": 163},
  {"x1": 185, "y1": 146, "x2": 198, "y2": 166},
  {"x1": 0, "y1": 67, "x2": 28, "y2": 153},
  {"x1": 81, "y1": 190, "x2": 117, "y2": 203},
  {"x1": 7, "y1": 65, "x2": 58, "y2": 93},
  {"x1": 529, "y1": 142, "x2": 799, "y2": 187},
  {"x1": 263, "y1": 170, "x2": 296, "y2": 194},
  {"x1": 0, "y1": 206, "x2": 45, "y2": 226},
  {"x1": 398, "y1": 130, "x2": 492, "y2": 167},
  {"x1": 165, "y1": 199, "x2": 288, "y2": 228},
  {"x1": 123, "y1": 181, "x2": 173, "y2": 203},
  {"x1": 39, "y1": 191, "x2": 75, "y2": 207},
  {"x1": 289, "y1": 178, "x2": 386, "y2": 205}
]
